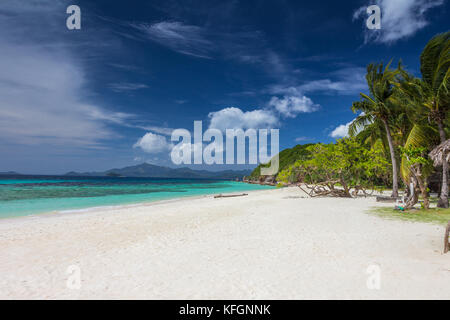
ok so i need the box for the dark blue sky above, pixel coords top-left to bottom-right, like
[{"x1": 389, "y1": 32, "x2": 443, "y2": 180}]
[{"x1": 0, "y1": 0, "x2": 448, "y2": 174}]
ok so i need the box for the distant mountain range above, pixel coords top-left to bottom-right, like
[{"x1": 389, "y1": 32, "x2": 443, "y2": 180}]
[
  {"x1": 0, "y1": 171, "x2": 20, "y2": 175},
  {"x1": 65, "y1": 163, "x2": 252, "y2": 179}
]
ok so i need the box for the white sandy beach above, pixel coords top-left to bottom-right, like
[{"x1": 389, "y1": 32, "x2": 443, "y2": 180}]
[{"x1": 0, "y1": 187, "x2": 449, "y2": 300}]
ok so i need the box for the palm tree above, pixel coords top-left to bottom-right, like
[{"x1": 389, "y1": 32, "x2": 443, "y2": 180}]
[
  {"x1": 392, "y1": 72, "x2": 436, "y2": 187},
  {"x1": 397, "y1": 32, "x2": 449, "y2": 208},
  {"x1": 350, "y1": 61, "x2": 400, "y2": 197},
  {"x1": 350, "y1": 118, "x2": 388, "y2": 150}
]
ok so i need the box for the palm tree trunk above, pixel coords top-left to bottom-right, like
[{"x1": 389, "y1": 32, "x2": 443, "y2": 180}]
[
  {"x1": 437, "y1": 119, "x2": 449, "y2": 208},
  {"x1": 417, "y1": 174, "x2": 430, "y2": 210},
  {"x1": 382, "y1": 119, "x2": 399, "y2": 198}
]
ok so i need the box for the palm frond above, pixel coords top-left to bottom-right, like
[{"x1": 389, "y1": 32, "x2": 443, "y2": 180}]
[{"x1": 400, "y1": 124, "x2": 439, "y2": 180}]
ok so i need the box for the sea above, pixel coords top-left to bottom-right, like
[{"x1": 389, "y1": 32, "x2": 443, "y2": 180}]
[{"x1": 0, "y1": 175, "x2": 274, "y2": 219}]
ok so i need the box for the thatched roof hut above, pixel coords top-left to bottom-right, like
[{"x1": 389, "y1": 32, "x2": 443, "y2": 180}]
[{"x1": 429, "y1": 139, "x2": 450, "y2": 166}]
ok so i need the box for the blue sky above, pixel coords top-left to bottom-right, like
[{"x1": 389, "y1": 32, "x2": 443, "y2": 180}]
[{"x1": 0, "y1": 0, "x2": 448, "y2": 174}]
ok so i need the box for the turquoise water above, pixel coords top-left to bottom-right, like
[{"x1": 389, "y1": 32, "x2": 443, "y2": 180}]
[{"x1": 0, "y1": 175, "x2": 273, "y2": 219}]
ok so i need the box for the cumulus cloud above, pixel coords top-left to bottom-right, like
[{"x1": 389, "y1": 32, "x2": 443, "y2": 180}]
[
  {"x1": 208, "y1": 107, "x2": 279, "y2": 131},
  {"x1": 208, "y1": 92, "x2": 320, "y2": 132},
  {"x1": 268, "y1": 95, "x2": 318, "y2": 118},
  {"x1": 354, "y1": 0, "x2": 445, "y2": 43},
  {"x1": 330, "y1": 122, "x2": 353, "y2": 139},
  {"x1": 330, "y1": 113, "x2": 366, "y2": 138},
  {"x1": 133, "y1": 132, "x2": 173, "y2": 153}
]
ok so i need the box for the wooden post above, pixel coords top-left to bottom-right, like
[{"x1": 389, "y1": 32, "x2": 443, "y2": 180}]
[{"x1": 445, "y1": 221, "x2": 450, "y2": 254}]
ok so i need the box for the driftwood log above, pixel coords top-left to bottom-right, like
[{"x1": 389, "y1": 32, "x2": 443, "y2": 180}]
[
  {"x1": 298, "y1": 182, "x2": 350, "y2": 198},
  {"x1": 298, "y1": 182, "x2": 374, "y2": 198},
  {"x1": 214, "y1": 193, "x2": 248, "y2": 199},
  {"x1": 445, "y1": 221, "x2": 450, "y2": 254}
]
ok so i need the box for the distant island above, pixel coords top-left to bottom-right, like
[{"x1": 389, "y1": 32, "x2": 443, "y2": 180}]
[
  {"x1": 0, "y1": 171, "x2": 21, "y2": 175},
  {"x1": 65, "y1": 163, "x2": 252, "y2": 179}
]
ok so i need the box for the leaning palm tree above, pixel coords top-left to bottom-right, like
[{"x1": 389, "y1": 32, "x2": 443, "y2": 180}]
[
  {"x1": 397, "y1": 32, "x2": 450, "y2": 208},
  {"x1": 430, "y1": 140, "x2": 450, "y2": 210},
  {"x1": 430, "y1": 139, "x2": 450, "y2": 166},
  {"x1": 350, "y1": 61, "x2": 400, "y2": 197}
]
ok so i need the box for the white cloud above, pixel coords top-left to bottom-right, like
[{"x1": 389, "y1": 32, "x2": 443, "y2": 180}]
[
  {"x1": 0, "y1": 44, "x2": 128, "y2": 147},
  {"x1": 295, "y1": 137, "x2": 310, "y2": 142},
  {"x1": 131, "y1": 21, "x2": 213, "y2": 58},
  {"x1": 354, "y1": 0, "x2": 444, "y2": 43},
  {"x1": 108, "y1": 82, "x2": 149, "y2": 92},
  {"x1": 268, "y1": 95, "x2": 318, "y2": 118},
  {"x1": 208, "y1": 107, "x2": 278, "y2": 131},
  {"x1": 298, "y1": 78, "x2": 366, "y2": 95},
  {"x1": 208, "y1": 93, "x2": 320, "y2": 132},
  {"x1": 330, "y1": 113, "x2": 366, "y2": 138},
  {"x1": 270, "y1": 67, "x2": 367, "y2": 96},
  {"x1": 130, "y1": 21, "x2": 289, "y2": 78},
  {"x1": 137, "y1": 125, "x2": 175, "y2": 136},
  {"x1": 133, "y1": 132, "x2": 173, "y2": 154},
  {"x1": 330, "y1": 122, "x2": 352, "y2": 139},
  {"x1": 0, "y1": 0, "x2": 133, "y2": 148}
]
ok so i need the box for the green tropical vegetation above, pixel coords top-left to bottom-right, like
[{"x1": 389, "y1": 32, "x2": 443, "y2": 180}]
[
  {"x1": 277, "y1": 138, "x2": 390, "y2": 197},
  {"x1": 396, "y1": 31, "x2": 450, "y2": 208},
  {"x1": 248, "y1": 144, "x2": 314, "y2": 181},
  {"x1": 349, "y1": 60, "x2": 401, "y2": 197},
  {"x1": 371, "y1": 207, "x2": 450, "y2": 225},
  {"x1": 249, "y1": 31, "x2": 449, "y2": 209}
]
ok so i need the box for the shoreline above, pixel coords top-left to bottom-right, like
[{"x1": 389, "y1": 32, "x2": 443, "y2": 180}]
[
  {"x1": 0, "y1": 188, "x2": 271, "y2": 223},
  {"x1": 1, "y1": 187, "x2": 449, "y2": 299},
  {"x1": 0, "y1": 181, "x2": 270, "y2": 221}
]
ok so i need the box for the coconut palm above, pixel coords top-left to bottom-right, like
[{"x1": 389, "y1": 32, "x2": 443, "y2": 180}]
[
  {"x1": 430, "y1": 139, "x2": 450, "y2": 167},
  {"x1": 350, "y1": 117, "x2": 388, "y2": 150},
  {"x1": 397, "y1": 32, "x2": 450, "y2": 208},
  {"x1": 392, "y1": 72, "x2": 436, "y2": 188},
  {"x1": 350, "y1": 61, "x2": 400, "y2": 197}
]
